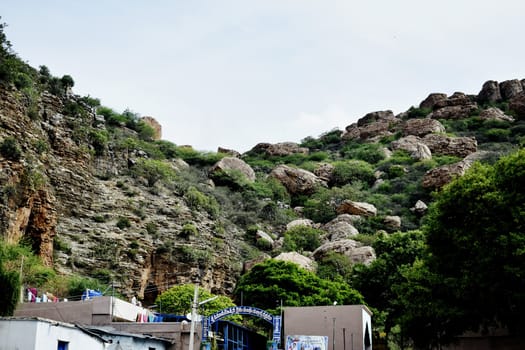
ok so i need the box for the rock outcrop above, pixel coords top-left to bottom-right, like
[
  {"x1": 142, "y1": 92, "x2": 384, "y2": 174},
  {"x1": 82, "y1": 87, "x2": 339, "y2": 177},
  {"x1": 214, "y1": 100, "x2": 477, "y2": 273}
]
[
  {"x1": 336, "y1": 200, "x2": 377, "y2": 217},
  {"x1": 209, "y1": 157, "x2": 256, "y2": 182},
  {"x1": 274, "y1": 252, "x2": 316, "y2": 271},
  {"x1": 402, "y1": 118, "x2": 445, "y2": 137},
  {"x1": 477, "y1": 80, "x2": 501, "y2": 104},
  {"x1": 419, "y1": 93, "x2": 448, "y2": 109},
  {"x1": 140, "y1": 116, "x2": 162, "y2": 140},
  {"x1": 422, "y1": 134, "x2": 477, "y2": 158},
  {"x1": 391, "y1": 135, "x2": 432, "y2": 160},
  {"x1": 266, "y1": 142, "x2": 309, "y2": 157},
  {"x1": 270, "y1": 165, "x2": 324, "y2": 195},
  {"x1": 313, "y1": 240, "x2": 375, "y2": 266}
]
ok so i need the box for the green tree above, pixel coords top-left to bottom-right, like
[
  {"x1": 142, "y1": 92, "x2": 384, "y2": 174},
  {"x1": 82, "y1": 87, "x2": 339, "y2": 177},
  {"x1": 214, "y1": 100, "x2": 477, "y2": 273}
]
[
  {"x1": 60, "y1": 74, "x2": 74, "y2": 90},
  {"x1": 155, "y1": 284, "x2": 236, "y2": 317},
  {"x1": 235, "y1": 259, "x2": 364, "y2": 313},
  {"x1": 352, "y1": 230, "x2": 427, "y2": 344},
  {"x1": 422, "y1": 148, "x2": 525, "y2": 337},
  {"x1": 0, "y1": 242, "x2": 20, "y2": 316}
]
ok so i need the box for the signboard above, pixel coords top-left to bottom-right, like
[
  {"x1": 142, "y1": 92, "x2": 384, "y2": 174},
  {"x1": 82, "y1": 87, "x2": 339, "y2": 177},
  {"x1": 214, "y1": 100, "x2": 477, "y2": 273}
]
[
  {"x1": 286, "y1": 335, "x2": 328, "y2": 350},
  {"x1": 209, "y1": 306, "x2": 273, "y2": 323},
  {"x1": 203, "y1": 306, "x2": 281, "y2": 345}
]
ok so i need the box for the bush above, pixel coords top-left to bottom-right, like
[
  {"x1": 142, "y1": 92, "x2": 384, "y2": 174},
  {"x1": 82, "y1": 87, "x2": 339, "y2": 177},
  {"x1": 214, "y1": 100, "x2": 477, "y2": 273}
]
[
  {"x1": 116, "y1": 217, "x2": 131, "y2": 230},
  {"x1": 0, "y1": 137, "x2": 22, "y2": 160},
  {"x1": 282, "y1": 225, "x2": 323, "y2": 252},
  {"x1": 331, "y1": 160, "x2": 375, "y2": 187},
  {"x1": 406, "y1": 106, "x2": 432, "y2": 119},
  {"x1": 89, "y1": 130, "x2": 109, "y2": 156},
  {"x1": 341, "y1": 142, "x2": 386, "y2": 164},
  {"x1": 130, "y1": 158, "x2": 177, "y2": 187},
  {"x1": 180, "y1": 223, "x2": 198, "y2": 238},
  {"x1": 184, "y1": 186, "x2": 219, "y2": 217}
]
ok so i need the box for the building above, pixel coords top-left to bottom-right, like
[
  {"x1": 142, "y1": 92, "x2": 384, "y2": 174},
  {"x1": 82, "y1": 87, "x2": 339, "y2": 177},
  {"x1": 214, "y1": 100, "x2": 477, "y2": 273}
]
[
  {"x1": 0, "y1": 317, "x2": 171, "y2": 350},
  {"x1": 283, "y1": 305, "x2": 372, "y2": 350}
]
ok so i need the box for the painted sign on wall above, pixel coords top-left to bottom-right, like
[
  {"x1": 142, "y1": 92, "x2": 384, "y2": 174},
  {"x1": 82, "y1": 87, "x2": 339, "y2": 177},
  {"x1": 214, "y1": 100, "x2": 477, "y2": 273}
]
[{"x1": 286, "y1": 335, "x2": 328, "y2": 350}]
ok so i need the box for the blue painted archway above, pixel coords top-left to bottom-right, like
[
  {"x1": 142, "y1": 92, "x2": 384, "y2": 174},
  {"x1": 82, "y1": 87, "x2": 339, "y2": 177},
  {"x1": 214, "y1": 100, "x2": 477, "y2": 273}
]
[{"x1": 202, "y1": 306, "x2": 281, "y2": 345}]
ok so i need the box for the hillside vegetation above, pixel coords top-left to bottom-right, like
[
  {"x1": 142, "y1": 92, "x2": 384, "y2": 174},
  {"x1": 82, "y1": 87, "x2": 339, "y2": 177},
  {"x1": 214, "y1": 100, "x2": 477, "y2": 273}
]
[{"x1": 1, "y1": 20, "x2": 525, "y2": 348}]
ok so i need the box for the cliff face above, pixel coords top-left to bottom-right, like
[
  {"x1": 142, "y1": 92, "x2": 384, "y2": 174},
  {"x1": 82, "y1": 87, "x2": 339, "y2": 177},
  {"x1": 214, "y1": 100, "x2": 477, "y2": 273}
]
[
  {"x1": 2, "y1": 72, "x2": 525, "y2": 304},
  {"x1": 0, "y1": 84, "x2": 244, "y2": 302}
]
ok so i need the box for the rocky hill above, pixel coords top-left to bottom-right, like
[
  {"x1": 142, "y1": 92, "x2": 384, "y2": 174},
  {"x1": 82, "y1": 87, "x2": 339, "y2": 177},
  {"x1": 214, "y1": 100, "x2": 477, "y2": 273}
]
[{"x1": 1, "y1": 28, "x2": 524, "y2": 304}]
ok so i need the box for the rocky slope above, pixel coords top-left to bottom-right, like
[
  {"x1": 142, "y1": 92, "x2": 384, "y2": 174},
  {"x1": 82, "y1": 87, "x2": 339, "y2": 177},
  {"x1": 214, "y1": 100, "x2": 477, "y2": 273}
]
[{"x1": 2, "y1": 68, "x2": 524, "y2": 304}]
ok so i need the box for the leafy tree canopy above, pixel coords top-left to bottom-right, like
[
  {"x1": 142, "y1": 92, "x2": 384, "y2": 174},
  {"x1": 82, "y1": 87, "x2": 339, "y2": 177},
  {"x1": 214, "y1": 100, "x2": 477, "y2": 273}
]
[
  {"x1": 155, "y1": 284, "x2": 236, "y2": 317},
  {"x1": 235, "y1": 259, "x2": 364, "y2": 313},
  {"x1": 422, "y1": 148, "x2": 525, "y2": 336}
]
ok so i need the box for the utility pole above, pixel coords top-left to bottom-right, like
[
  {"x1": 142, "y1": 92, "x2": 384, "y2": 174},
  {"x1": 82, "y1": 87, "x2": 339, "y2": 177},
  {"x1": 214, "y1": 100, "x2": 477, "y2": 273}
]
[
  {"x1": 188, "y1": 285, "x2": 199, "y2": 350},
  {"x1": 188, "y1": 285, "x2": 218, "y2": 350},
  {"x1": 19, "y1": 255, "x2": 24, "y2": 303}
]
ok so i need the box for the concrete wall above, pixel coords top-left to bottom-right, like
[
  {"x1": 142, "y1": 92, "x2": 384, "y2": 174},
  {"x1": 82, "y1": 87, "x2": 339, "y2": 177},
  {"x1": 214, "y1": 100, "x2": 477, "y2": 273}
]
[
  {"x1": 283, "y1": 305, "x2": 372, "y2": 350},
  {"x1": 15, "y1": 296, "x2": 151, "y2": 325},
  {"x1": 0, "y1": 318, "x2": 105, "y2": 350}
]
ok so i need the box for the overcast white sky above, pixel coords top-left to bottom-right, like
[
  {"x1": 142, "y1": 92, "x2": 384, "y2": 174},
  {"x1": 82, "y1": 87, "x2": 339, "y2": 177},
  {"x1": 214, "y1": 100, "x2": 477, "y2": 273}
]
[{"x1": 1, "y1": 1, "x2": 524, "y2": 152}]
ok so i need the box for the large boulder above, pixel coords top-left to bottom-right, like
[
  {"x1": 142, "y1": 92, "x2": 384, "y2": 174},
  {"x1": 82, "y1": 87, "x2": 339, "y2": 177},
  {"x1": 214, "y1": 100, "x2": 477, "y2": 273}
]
[
  {"x1": 269, "y1": 165, "x2": 324, "y2": 195},
  {"x1": 357, "y1": 110, "x2": 396, "y2": 127},
  {"x1": 313, "y1": 240, "x2": 376, "y2": 266},
  {"x1": 422, "y1": 160, "x2": 470, "y2": 189},
  {"x1": 422, "y1": 134, "x2": 477, "y2": 158},
  {"x1": 509, "y1": 92, "x2": 525, "y2": 120},
  {"x1": 274, "y1": 252, "x2": 316, "y2": 271},
  {"x1": 429, "y1": 92, "x2": 478, "y2": 120},
  {"x1": 255, "y1": 230, "x2": 274, "y2": 246},
  {"x1": 348, "y1": 246, "x2": 376, "y2": 266},
  {"x1": 313, "y1": 163, "x2": 335, "y2": 183},
  {"x1": 140, "y1": 116, "x2": 162, "y2": 140},
  {"x1": 286, "y1": 219, "x2": 314, "y2": 231},
  {"x1": 266, "y1": 142, "x2": 309, "y2": 157},
  {"x1": 402, "y1": 118, "x2": 445, "y2": 137},
  {"x1": 343, "y1": 120, "x2": 400, "y2": 141},
  {"x1": 477, "y1": 80, "x2": 501, "y2": 104},
  {"x1": 422, "y1": 151, "x2": 488, "y2": 189},
  {"x1": 391, "y1": 135, "x2": 432, "y2": 160},
  {"x1": 419, "y1": 93, "x2": 448, "y2": 109},
  {"x1": 500, "y1": 79, "x2": 523, "y2": 100},
  {"x1": 410, "y1": 200, "x2": 428, "y2": 215},
  {"x1": 322, "y1": 220, "x2": 359, "y2": 242},
  {"x1": 336, "y1": 200, "x2": 377, "y2": 217},
  {"x1": 358, "y1": 121, "x2": 396, "y2": 140},
  {"x1": 217, "y1": 147, "x2": 241, "y2": 158},
  {"x1": 479, "y1": 107, "x2": 515, "y2": 122},
  {"x1": 384, "y1": 215, "x2": 401, "y2": 230},
  {"x1": 209, "y1": 157, "x2": 256, "y2": 182}
]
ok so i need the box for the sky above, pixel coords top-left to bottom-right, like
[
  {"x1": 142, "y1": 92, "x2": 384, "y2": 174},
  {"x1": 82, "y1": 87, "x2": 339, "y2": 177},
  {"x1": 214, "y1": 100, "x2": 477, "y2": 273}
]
[{"x1": 1, "y1": 0, "x2": 524, "y2": 153}]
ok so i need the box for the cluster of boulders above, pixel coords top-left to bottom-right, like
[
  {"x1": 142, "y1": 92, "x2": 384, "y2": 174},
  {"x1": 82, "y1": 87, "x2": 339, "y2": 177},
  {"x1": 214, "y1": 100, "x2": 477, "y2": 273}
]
[{"x1": 212, "y1": 78, "x2": 523, "y2": 274}]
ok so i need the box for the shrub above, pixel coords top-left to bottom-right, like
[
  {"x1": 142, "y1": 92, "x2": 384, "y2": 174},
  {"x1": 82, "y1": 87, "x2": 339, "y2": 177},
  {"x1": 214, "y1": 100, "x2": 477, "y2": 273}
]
[
  {"x1": 145, "y1": 222, "x2": 158, "y2": 235},
  {"x1": 116, "y1": 217, "x2": 131, "y2": 230},
  {"x1": 331, "y1": 160, "x2": 375, "y2": 187},
  {"x1": 89, "y1": 130, "x2": 109, "y2": 156},
  {"x1": 341, "y1": 142, "x2": 386, "y2": 164},
  {"x1": 484, "y1": 128, "x2": 510, "y2": 142},
  {"x1": 406, "y1": 106, "x2": 432, "y2": 119},
  {"x1": 282, "y1": 225, "x2": 323, "y2": 252},
  {"x1": 184, "y1": 186, "x2": 219, "y2": 217},
  {"x1": 130, "y1": 158, "x2": 176, "y2": 187},
  {"x1": 180, "y1": 223, "x2": 198, "y2": 238},
  {"x1": 0, "y1": 137, "x2": 21, "y2": 160}
]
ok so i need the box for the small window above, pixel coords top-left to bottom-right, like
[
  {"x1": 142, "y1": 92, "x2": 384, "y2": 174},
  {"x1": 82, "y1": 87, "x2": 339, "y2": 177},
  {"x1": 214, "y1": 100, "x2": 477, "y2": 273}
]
[
  {"x1": 148, "y1": 348, "x2": 156, "y2": 350},
  {"x1": 57, "y1": 340, "x2": 69, "y2": 350}
]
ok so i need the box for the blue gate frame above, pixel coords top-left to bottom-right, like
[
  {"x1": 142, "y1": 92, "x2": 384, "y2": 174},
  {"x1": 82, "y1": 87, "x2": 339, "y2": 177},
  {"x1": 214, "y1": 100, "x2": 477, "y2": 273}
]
[{"x1": 202, "y1": 306, "x2": 281, "y2": 345}]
